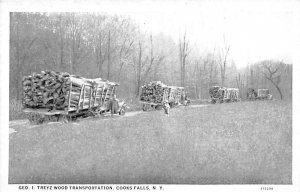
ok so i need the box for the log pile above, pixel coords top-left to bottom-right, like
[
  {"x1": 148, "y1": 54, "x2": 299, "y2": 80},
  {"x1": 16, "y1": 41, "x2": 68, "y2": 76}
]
[
  {"x1": 209, "y1": 86, "x2": 222, "y2": 99},
  {"x1": 22, "y1": 71, "x2": 71, "y2": 110},
  {"x1": 140, "y1": 81, "x2": 168, "y2": 103},
  {"x1": 22, "y1": 71, "x2": 114, "y2": 111},
  {"x1": 225, "y1": 88, "x2": 239, "y2": 101},
  {"x1": 257, "y1": 89, "x2": 272, "y2": 100},
  {"x1": 209, "y1": 86, "x2": 240, "y2": 103}
]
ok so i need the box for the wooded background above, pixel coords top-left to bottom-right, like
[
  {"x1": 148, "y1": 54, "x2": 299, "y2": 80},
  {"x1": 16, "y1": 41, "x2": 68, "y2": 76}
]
[{"x1": 10, "y1": 12, "x2": 292, "y2": 105}]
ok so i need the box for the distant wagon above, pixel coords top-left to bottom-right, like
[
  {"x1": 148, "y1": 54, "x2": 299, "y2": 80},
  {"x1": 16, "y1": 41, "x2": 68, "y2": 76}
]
[
  {"x1": 247, "y1": 88, "x2": 272, "y2": 101},
  {"x1": 139, "y1": 81, "x2": 189, "y2": 111},
  {"x1": 209, "y1": 86, "x2": 239, "y2": 104},
  {"x1": 22, "y1": 71, "x2": 127, "y2": 124},
  {"x1": 257, "y1": 89, "x2": 273, "y2": 100}
]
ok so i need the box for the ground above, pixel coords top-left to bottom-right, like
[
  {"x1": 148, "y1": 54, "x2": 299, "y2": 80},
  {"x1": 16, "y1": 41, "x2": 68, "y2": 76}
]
[{"x1": 9, "y1": 100, "x2": 292, "y2": 184}]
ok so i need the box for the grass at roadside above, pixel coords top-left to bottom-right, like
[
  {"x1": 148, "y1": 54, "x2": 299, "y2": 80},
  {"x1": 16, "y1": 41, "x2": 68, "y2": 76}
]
[{"x1": 9, "y1": 100, "x2": 292, "y2": 184}]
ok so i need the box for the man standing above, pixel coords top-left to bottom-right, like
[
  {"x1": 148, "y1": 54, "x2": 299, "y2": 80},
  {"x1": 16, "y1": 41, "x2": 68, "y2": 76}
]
[
  {"x1": 162, "y1": 102, "x2": 170, "y2": 117},
  {"x1": 109, "y1": 94, "x2": 119, "y2": 115},
  {"x1": 184, "y1": 95, "x2": 190, "y2": 106}
]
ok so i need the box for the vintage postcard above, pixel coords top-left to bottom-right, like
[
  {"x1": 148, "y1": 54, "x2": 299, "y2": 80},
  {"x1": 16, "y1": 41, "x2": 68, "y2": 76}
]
[{"x1": 1, "y1": 0, "x2": 299, "y2": 192}]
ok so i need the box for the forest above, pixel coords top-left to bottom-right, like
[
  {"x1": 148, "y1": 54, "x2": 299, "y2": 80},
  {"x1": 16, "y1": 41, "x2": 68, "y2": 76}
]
[{"x1": 10, "y1": 12, "x2": 292, "y2": 108}]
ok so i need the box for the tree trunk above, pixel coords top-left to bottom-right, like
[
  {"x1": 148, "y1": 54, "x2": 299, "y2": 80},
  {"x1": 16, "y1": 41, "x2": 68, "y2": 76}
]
[
  {"x1": 269, "y1": 78, "x2": 283, "y2": 100},
  {"x1": 209, "y1": 62, "x2": 213, "y2": 87},
  {"x1": 179, "y1": 33, "x2": 188, "y2": 87},
  {"x1": 70, "y1": 15, "x2": 76, "y2": 74},
  {"x1": 136, "y1": 41, "x2": 142, "y2": 97},
  {"x1": 107, "y1": 30, "x2": 111, "y2": 80},
  {"x1": 95, "y1": 17, "x2": 104, "y2": 78},
  {"x1": 250, "y1": 66, "x2": 254, "y2": 87},
  {"x1": 194, "y1": 61, "x2": 200, "y2": 99},
  {"x1": 59, "y1": 14, "x2": 64, "y2": 70},
  {"x1": 179, "y1": 39, "x2": 183, "y2": 87},
  {"x1": 220, "y1": 46, "x2": 229, "y2": 87},
  {"x1": 117, "y1": 48, "x2": 124, "y2": 81},
  {"x1": 71, "y1": 37, "x2": 75, "y2": 74},
  {"x1": 14, "y1": 13, "x2": 36, "y2": 100},
  {"x1": 15, "y1": 13, "x2": 21, "y2": 100},
  {"x1": 182, "y1": 35, "x2": 186, "y2": 87},
  {"x1": 98, "y1": 32, "x2": 103, "y2": 77}
]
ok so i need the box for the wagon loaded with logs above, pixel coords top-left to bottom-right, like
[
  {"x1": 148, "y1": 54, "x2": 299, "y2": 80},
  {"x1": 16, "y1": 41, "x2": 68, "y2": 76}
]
[
  {"x1": 139, "y1": 81, "x2": 189, "y2": 111},
  {"x1": 247, "y1": 88, "x2": 272, "y2": 100},
  {"x1": 22, "y1": 71, "x2": 126, "y2": 124},
  {"x1": 257, "y1": 89, "x2": 273, "y2": 100},
  {"x1": 209, "y1": 86, "x2": 239, "y2": 104}
]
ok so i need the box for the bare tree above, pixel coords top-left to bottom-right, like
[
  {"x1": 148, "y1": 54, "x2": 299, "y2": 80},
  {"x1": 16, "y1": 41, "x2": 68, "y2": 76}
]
[
  {"x1": 152, "y1": 55, "x2": 165, "y2": 80},
  {"x1": 209, "y1": 47, "x2": 216, "y2": 87},
  {"x1": 260, "y1": 61, "x2": 283, "y2": 100},
  {"x1": 93, "y1": 15, "x2": 106, "y2": 77},
  {"x1": 107, "y1": 30, "x2": 111, "y2": 79},
  {"x1": 179, "y1": 32, "x2": 190, "y2": 87},
  {"x1": 117, "y1": 35, "x2": 134, "y2": 81},
  {"x1": 135, "y1": 41, "x2": 143, "y2": 97},
  {"x1": 219, "y1": 36, "x2": 230, "y2": 87},
  {"x1": 235, "y1": 73, "x2": 244, "y2": 98},
  {"x1": 134, "y1": 35, "x2": 161, "y2": 97},
  {"x1": 142, "y1": 34, "x2": 155, "y2": 81},
  {"x1": 96, "y1": 29, "x2": 104, "y2": 77},
  {"x1": 193, "y1": 60, "x2": 200, "y2": 99},
  {"x1": 58, "y1": 14, "x2": 65, "y2": 69},
  {"x1": 193, "y1": 58, "x2": 203, "y2": 99}
]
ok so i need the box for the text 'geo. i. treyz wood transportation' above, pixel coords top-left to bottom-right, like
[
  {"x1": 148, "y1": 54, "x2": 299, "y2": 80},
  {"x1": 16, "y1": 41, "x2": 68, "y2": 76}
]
[
  {"x1": 139, "y1": 81, "x2": 190, "y2": 111},
  {"x1": 22, "y1": 71, "x2": 127, "y2": 124}
]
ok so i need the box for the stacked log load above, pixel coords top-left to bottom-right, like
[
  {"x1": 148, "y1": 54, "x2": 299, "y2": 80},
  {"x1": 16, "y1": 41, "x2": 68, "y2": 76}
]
[
  {"x1": 22, "y1": 71, "x2": 116, "y2": 111},
  {"x1": 225, "y1": 88, "x2": 239, "y2": 101},
  {"x1": 209, "y1": 86, "x2": 222, "y2": 98},
  {"x1": 140, "y1": 81, "x2": 169, "y2": 103}
]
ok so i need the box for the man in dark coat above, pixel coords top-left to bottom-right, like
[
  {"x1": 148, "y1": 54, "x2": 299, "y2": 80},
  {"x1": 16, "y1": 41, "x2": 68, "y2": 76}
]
[{"x1": 109, "y1": 94, "x2": 119, "y2": 115}]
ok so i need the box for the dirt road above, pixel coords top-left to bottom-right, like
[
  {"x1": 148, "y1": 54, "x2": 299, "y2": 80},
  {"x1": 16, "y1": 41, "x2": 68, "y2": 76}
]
[{"x1": 9, "y1": 105, "x2": 208, "y2": 135}]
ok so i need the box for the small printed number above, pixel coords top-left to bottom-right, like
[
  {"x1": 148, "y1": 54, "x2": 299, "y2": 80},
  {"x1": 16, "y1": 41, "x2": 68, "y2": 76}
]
[{"x1": 261, "y1": 187, "x2": 273, "y2": 190}]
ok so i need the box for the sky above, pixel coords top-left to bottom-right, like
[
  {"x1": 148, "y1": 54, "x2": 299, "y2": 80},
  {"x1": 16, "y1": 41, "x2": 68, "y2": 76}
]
[
  {"x1": 122, "y1": 0, "x2": 297, "y2": 68},
  {"x1": 0, "y1": 0, "x2": 298, "y2": 68}
]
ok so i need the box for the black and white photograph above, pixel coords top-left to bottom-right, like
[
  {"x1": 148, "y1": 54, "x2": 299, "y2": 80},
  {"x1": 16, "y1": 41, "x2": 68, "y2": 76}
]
[{"x1": 0, "y1": 0, "x2": 300, "y2": 191}]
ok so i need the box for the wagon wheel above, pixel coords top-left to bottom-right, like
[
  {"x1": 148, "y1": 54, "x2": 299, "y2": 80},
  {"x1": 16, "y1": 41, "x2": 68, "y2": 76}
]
[
  {"x1": 27, "y1": 113, "x2": 36, "y2": 124},
  {"x1": 44, "y1": 115, "x2": 59, "y2": 123},
  {"x1": 155, "y1": 105, "x2": 163, "y2": 110},
  {"x1": 169, "y1": 102, "x2": 175, "y2": 108},
  {"x1": 88, "y1": 110, "x2": 97, "y2": 118},
  {"x1": 58, "y1": 114, "x2": 70, "y2": 123},
  {"x1": 142, "y1": 104, "x2": 149, "y2": 111},
  {"x1": 184, "y1": 100, "x2": 190, "y2": 106},
  {"x1": 27, "y1": 112, "x2": 45, "y2": 124}
]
